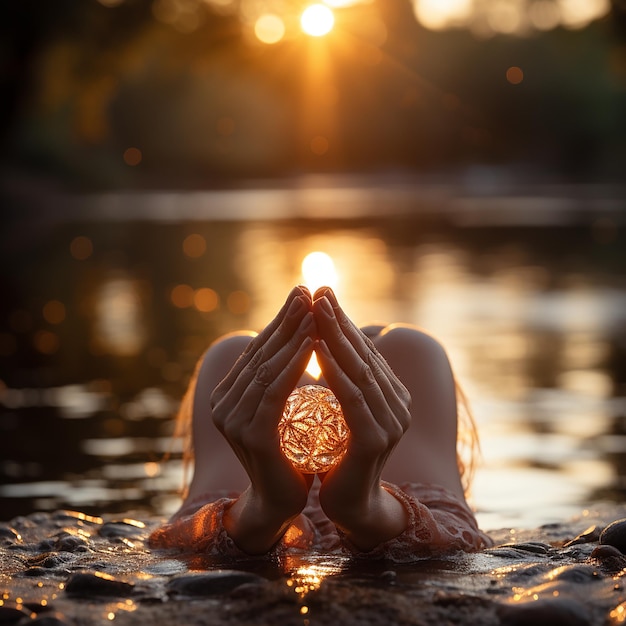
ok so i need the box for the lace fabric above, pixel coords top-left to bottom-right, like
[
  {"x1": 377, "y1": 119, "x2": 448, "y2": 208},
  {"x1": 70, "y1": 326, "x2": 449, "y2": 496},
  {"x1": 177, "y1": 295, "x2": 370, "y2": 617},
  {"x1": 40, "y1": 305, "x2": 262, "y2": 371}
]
[{"x1": 148, "y1": 481, "x2": 492, "y2": 561}]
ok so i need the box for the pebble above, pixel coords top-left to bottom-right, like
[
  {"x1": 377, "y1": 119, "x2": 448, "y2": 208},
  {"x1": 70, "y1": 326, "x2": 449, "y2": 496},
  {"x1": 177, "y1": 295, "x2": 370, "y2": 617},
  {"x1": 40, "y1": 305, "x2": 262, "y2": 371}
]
[
  {"x1": 99, "y1": 520, "x2": 146, "y2": 539},
  {"x1": 497, "y1": 542, "x2": 551, "y2": 555},
  {"x1": 545, "y1": 564, "x2": 601, "y2": 584},
  {"x1": 0, "y1": 526, "x2": 21, "y2": 546},
  {"x1": 563, "y1": 525, "x2": 602, "y2": 547},
  {"x1": 498, "y1": 597, "x2": 591, "y2": 626},
  {"x1": 166, "y1": 571, "x2": 267, "y2": 597},
  {"x1": 0, "y1": 606, "x2": 31, "y2": 624},
  {"x1": 600, "y1": 519, "x2": 626, "y2": 554},
  {"x1": 64, "y1": 572, "x2": 135, "y2": 598}
]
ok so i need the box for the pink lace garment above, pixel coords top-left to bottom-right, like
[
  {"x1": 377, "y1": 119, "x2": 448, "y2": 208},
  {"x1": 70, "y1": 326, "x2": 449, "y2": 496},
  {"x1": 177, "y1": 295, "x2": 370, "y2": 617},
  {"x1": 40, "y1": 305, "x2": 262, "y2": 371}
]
[{"x1": 148, "y1": 481, "x2": 492, "y2": 562}]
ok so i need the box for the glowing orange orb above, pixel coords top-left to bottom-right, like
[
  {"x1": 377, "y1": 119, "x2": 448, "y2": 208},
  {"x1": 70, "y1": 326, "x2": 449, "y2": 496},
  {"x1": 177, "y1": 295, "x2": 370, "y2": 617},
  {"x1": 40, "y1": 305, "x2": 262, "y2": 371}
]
[{"x1": 279, "y1": 385, "x2": 349, "y2": 473}]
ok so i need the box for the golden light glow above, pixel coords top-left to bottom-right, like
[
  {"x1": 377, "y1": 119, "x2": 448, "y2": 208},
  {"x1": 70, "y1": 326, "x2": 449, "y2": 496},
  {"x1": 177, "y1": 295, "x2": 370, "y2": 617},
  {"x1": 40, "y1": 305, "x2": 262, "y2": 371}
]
[
  {"x1": 301, "y1": 251, "x2": 338, "y2": 293},
  {"x1": 194, "y1": 287, "x2": 219, "y2": 313},
  {"x1": 279, "y1": 385, "x2": 349, "y2": 473},
  {"x1": 413, "y1": 0, "x2": 472, "y2": 30},
  {"x1": 300, "y1": 4, "x2": 335, "y2": 37},
  {"x1": 301, "y1": 251, "x2": 339, "y2": 378},
  {"x1": 255, "y1": 14, "x2": 286, "y2": 44}
]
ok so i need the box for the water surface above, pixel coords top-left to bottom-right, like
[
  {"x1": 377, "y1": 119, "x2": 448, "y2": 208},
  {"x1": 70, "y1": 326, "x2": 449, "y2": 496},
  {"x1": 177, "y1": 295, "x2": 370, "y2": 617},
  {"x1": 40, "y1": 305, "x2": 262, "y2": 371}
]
[{"x1": 1, "y1": 187, "x2": 624, "y2": 530}]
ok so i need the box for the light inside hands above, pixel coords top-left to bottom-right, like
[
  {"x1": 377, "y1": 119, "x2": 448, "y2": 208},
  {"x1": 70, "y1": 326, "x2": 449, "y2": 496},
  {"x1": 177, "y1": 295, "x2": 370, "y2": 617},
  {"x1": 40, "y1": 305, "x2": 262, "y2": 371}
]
[{"x1": 279, "y1": 385, "x2": 349, "y2": 473}]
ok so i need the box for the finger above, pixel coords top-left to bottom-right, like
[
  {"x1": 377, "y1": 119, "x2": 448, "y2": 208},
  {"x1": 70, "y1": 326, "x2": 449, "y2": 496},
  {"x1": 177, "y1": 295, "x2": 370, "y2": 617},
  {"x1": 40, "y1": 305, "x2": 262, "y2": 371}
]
[
  {"x1": 227, "y1": 312, "x2": 316, "y2": 417},
  {"x1": 252, "y1": 333, "x2": 316, "y2": 430},
  {"x1": 314, "y1": 296, "x2": 409, "y2": 431},
  {"x1": 315, "y1": 288, "x2": 407, "y2": 400},
  {"x1": 213, "y1": 289, "x2": 310, "y2": 406}
]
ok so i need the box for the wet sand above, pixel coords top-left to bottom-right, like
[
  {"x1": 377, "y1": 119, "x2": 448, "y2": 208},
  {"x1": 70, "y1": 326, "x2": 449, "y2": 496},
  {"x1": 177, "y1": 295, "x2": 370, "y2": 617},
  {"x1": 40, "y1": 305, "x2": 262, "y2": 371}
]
[{"x1": 2, "y1": 505, "x2": 626, "y2": 626}]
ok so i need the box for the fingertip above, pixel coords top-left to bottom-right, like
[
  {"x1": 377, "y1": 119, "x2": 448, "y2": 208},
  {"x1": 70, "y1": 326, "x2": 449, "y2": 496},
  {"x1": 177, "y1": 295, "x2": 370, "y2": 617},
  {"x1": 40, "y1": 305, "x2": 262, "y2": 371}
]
[{"x1": 294, "y1": 285, "x2": 313, "y2": 301}]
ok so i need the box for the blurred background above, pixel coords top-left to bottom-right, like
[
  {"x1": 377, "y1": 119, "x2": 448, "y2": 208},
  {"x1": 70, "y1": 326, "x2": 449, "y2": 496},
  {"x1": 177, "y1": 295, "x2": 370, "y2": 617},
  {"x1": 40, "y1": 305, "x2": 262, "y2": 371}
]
[{"x1": 0, "y1": 0, "x2": 624, "y2": 529}]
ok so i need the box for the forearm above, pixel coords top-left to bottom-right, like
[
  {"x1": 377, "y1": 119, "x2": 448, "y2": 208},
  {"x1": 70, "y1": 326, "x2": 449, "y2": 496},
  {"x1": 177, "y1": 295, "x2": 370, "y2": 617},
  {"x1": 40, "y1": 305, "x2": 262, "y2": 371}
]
[{"x1": 223, "y1": 487, "x2": 304, "y2": 555}]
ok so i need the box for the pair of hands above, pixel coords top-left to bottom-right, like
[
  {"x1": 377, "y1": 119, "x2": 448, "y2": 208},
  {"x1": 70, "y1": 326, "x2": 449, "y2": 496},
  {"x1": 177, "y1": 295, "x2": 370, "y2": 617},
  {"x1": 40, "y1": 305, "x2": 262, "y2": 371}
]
[{"x1": 210, "y1": 286, "x2": 412, "y2": 553}]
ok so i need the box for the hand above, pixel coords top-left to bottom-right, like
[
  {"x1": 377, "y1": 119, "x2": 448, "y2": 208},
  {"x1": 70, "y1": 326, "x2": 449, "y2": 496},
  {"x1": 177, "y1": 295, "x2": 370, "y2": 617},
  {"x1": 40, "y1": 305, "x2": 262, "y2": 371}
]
[
  {"x1": 313, "y1": 287, "x2": 412, "y2": 550},
  {"x1": 210, "y1": 286, "x2": 316, "y2": 553}
]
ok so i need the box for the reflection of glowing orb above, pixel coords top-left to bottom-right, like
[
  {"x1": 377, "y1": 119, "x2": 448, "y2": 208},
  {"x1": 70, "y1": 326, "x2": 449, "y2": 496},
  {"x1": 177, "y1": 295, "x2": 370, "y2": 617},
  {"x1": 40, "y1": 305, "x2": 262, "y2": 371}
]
[
  {"x1": 279, "y1": 385, "x2": 349, "y2": 473},
  {"x1": 300, "y1": 4, "x2": 335, "y2": 37}
]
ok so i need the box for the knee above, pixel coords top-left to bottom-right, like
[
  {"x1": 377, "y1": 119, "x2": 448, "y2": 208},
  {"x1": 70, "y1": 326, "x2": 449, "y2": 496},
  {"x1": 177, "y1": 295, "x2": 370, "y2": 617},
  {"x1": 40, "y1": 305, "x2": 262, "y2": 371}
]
[
  {"x1": 376, "y1": 324, "x2": 448, "y2": 364},
  {"x1": 201, "y1": 331, "x2": 256, "y2": 371}
]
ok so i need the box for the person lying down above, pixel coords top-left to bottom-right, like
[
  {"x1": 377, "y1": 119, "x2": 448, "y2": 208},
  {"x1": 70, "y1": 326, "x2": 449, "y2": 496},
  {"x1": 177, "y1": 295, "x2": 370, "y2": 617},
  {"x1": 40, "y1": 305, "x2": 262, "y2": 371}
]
[{"x1": 149, "y1": 286, "x2": 492, "y2": 561}]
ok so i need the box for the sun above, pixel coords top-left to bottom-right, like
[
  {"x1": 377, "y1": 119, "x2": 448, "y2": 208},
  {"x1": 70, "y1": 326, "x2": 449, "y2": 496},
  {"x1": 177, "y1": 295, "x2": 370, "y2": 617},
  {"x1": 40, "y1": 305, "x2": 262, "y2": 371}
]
[{"x1": 300, "y1": 4, "x2": 335, "y2": 37}]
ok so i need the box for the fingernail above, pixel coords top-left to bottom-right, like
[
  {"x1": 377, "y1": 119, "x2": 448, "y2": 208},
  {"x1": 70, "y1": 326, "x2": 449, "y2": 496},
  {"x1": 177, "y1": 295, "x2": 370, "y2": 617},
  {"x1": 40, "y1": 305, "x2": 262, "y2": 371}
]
[
  {"x1": 318, "y1": 296, "x2": 334, "y2": 317},
  {"x1": 324, "y1": 288, "x2": 339, "y2": 309},
  {"x1": 288, "y1": 296, "x2": 305, "y2": 316}
]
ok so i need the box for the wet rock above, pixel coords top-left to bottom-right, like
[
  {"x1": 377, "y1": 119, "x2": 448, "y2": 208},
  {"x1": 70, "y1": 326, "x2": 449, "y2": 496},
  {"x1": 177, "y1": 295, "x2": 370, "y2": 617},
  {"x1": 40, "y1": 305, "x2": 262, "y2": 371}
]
[
  {"x1": 380, "y1": 570, "x2": 397, "y2": 584},
  {"x1": 99, "y1": 520, "x2": 146, "y2": 539},
  {"x1": 498, "y1": 542, "x2": 551, "y2": 555},
  {"x1": 30, "y1": 613, "x2": 67, "y2": 626},
  {"x1": 28, "y1": 552, "x2": 76, "y2": 569},
  {"x1": 591, "y1": 545, "x2": 626, "y2": 574},
  {"x1": 51, "y1": 511, "x2": 102, "y2": 526},
  {"x1": 166, "y1": 571, "x2": 267, "y2": 597},
  {"x1": 53, "y1": 533, "x2": 89, "y2": 553},
  {"x1": 600, "y1": 519, "x2": 626, "y2": 553},
  {"x1": 143, "y1": 559, "x2": 188, "y2": 576},
  {"x1": 498, "y1": 597, "x2": 591, "y2": 626},
  {"x1": 545, "y1": 564, "x2": 602, "y2": 583},
  {"x1": 563, "y1": 525, "x2": 602, "y2": 547},
  {"x1": 484, "y1": 546, "x2": 539, "y2": 559},
  {"x1": 0, "y1": 606, "x2": 31, "y2": 624},
  {"x1": 0, "y1": 526, "x2": 21, "y2": 546},
  {"x1": 494, "y1": 563, "x2": 552, "y2": 583},
  {"x1": 65, "y1": 572, "x2": 134, "y2": 598}
]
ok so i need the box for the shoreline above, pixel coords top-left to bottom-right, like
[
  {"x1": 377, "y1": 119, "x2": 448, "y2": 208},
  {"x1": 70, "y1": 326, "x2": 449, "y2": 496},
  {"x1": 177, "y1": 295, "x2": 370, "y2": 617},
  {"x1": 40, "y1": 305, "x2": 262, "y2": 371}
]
[{"x1": 2, "y1": 504, "x2": 626, "y2": 625}]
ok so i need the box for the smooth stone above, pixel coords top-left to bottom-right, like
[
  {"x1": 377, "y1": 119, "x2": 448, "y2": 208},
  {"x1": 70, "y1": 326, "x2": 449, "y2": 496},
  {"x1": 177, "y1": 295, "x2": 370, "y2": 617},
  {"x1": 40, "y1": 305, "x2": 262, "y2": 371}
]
[
  {"x1": 65, "y1": 572, "x2": 134, "y2": 598},
  {"x1": 600, "y1": 519, "x2": 626, "y2": 553},
  {"x1": 498, "y1": 598, "x2": 591, "y2": 626},
  {"x1": 99, "y1": 521, "x2": 145, "y2": 539},
  {"x1": 51, "y1": 511, "x2": 102, "y2": 525},
  {"x1": 563, "y1": 525, "x2": 602, "y2": 547},
  {"x1": 0, "y1": 606, "x2": 31, "y2": 624},
  {"x1": 53, "y1": 532, "x2": 89, "y2": 553},
  {"x1": 0, "y1": 526, "x2": 21, "y2": 544},
  {"x1": 483, "y1": 547, "x2": 537, "y2": 559},
  {"x1": 545, "y1": 564, "x2": 602, "y2": 583},
  {"x1": 143, "y1": 560, "x2": 188, "y2": 576},
  {"x1": 497, "y1": 542, "x2": 551, "y2": 555},
  {"x1": 167, "y1": 571, "x2": 267, "y2": 597}
]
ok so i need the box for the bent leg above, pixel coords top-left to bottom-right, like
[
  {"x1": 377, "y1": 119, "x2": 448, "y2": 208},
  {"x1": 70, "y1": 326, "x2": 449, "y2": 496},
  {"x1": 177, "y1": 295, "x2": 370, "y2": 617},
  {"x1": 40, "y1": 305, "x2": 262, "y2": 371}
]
[
  {"x1": 184, "y1": 332, "x2": 256, "y2": 505},
  {"x1": 373, "y1": 325, "x2": 466, "y2": 501}
]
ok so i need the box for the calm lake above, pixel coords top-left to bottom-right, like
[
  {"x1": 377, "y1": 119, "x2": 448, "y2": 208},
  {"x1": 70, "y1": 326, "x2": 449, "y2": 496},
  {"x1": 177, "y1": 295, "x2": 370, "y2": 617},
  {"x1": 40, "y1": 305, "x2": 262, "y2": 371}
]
[{"x1": 1, "y1": 182, "x2": 625, "y2": 531}]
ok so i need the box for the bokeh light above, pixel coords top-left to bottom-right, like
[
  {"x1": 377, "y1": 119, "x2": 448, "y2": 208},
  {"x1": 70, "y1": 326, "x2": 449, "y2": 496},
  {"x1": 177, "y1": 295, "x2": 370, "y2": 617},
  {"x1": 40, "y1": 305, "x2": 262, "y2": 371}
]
[
  {"x1": 70, "y1": 236, "x2": 93, "y2": 261},
  {"x1": 301, "y1": 4, "x2": 335, "y2": 37},
  {"x1": 506, "y1": 66, "x2": 524, "y2": 85},
  {"x1": 170, "y1": 284, "x2": 195, "y2": 308},
  {"x1": 254, "y1": 14, "x2": 286, "y2": 44},
  {"x1": 43, "y1": 300, "x2": 66, "y2": 325},
  {"x1": 182, "y1": 233, "x2": 206, "y2": 258},
  {"x1": 310, "y1": 135, "x2": 329, "y2": 156},
  {"x1": 123, "y1": 147, "x2": 142, "y2": 166},
  {"x1": 194, "y1": 287, "x2": 219, "y2": 313}
]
